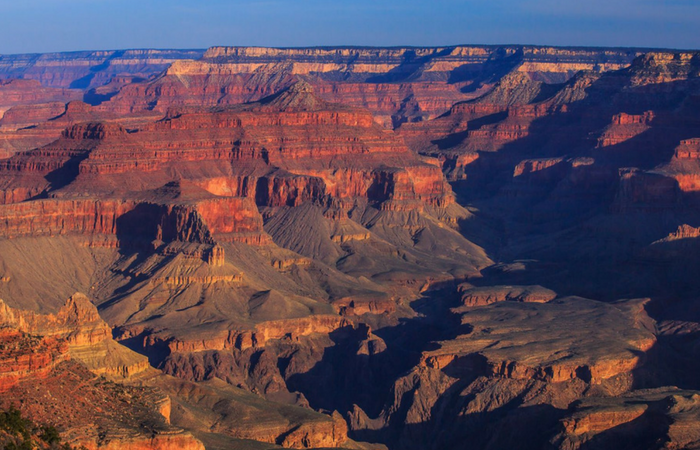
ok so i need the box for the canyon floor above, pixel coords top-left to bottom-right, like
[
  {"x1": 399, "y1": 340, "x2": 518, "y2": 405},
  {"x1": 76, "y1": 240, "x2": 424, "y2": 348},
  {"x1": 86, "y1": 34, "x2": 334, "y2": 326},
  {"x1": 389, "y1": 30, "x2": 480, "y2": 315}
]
[{"x1": 1, "y1": 45, "x2": 700, "y2": 450}]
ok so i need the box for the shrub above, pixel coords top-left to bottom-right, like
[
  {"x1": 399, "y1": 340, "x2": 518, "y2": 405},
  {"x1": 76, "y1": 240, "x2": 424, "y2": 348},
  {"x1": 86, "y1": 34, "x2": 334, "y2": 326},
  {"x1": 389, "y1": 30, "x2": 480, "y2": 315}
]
[
  {"x1": 39, "y1": 426, "x2": 60, "y2": 444},
  {"x1": 0, "y1": 407, "x2": 31, "y2": 440}
]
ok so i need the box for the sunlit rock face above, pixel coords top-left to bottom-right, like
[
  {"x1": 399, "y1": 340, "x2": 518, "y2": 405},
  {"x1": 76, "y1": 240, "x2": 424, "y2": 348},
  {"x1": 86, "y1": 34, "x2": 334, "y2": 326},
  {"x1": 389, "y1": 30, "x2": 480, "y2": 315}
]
[
  {"x1": 102, "y1": 45, "x2": 639, "y2": 126},
  {"x1": 0, "y1": 44, "x2": 699, "y2": 450}
]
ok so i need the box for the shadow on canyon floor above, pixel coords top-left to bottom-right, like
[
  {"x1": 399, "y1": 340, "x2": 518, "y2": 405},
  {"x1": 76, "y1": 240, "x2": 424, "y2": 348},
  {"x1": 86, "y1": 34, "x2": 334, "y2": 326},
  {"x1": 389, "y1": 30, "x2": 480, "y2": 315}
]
[
  {"x1": 284, "y1": 285, "x2": 464, "y2": 419},
  {"x1": 355, "y1": 400, "x2": 566, "y2": 450}
]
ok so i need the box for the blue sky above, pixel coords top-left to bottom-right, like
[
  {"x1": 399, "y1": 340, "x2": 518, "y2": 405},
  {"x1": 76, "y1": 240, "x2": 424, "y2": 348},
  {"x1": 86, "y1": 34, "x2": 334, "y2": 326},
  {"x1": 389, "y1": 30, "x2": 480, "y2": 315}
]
[{"x1": 0, "y1": 0, "x2": 698, "y2": 54}]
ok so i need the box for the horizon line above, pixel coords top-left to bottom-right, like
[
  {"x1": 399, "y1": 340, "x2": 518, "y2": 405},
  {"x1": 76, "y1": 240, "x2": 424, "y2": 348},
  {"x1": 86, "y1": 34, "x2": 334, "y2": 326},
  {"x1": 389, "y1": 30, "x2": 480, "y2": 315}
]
[{"x1": 1, "y1": 42, "x2": 699, "y2": 58}]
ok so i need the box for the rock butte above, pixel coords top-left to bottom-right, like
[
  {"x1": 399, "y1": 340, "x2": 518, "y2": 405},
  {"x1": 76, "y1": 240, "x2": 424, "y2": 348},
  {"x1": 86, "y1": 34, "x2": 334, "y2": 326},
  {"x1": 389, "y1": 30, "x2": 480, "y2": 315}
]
[{"x1": 0, "y1": 45, "x2": 699, "y2": 450}]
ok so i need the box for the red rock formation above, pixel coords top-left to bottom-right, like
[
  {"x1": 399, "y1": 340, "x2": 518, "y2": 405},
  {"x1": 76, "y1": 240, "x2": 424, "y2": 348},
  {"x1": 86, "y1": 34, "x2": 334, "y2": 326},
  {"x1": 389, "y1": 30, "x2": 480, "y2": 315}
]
[
  {"x1": 147, "y1": 314, "x2": 350, "y2": 354},
  {"x1": 458, "y1": 284, "x2": 557, "y2": 306},
  {"x1": 0, "y1": 102, "x2": 66, "y2": 128},
  {"x1": 0, "y1": 79, "x2": 79, "y2": 110},
  {"x1": 0, "y1": 79, "x2": 81, "y2": 156},
  {"x1": 0, "y1": 293, "x2": 109, "y2": 345},
  {"x1": 5, "y1": 45, "x2": 699, "y2": 450},
  {"x1": 103, "y1": 45, "x2": 638, "y2": 126},
  {"x1": 0, "y1": 329, "x2": 69, "y2": 392},
  {"x1": 0, "y1": 84, "x2": 456, "y2": 253},
  {"x1": 658, "y1": 224, "x2": 700, "y2": 242},
  {"x1": 399, "y1": 71, "x2": 568, "y2": 160},
  {"x1": 561, "y1": 403, "x2": 648, "y2": 436},
  {"x1": 440, "y1": 298, "x2": 654, "y2": 383},
  {"x1": 1, "y1": 98, "x2": 161, "y2": 156},
  {"x1": 0, "y1": 294, "x2": 150, "y2": 379},
  {"x1": 343, "y1": 297, "x2": 660, "y2": 450},
  {"x1": 1, "y1": 360, "x2": 205, "y2": 450},
  {"x1": 0, "y1": 49, "x2": 205, "y2": 89},
  {"x1": 554, "y1": 389, "x2": 700, "y2": 450},
  {"x1": 597, "y1": 111, "x2": 655, "y2": 147},
  {"x1": 629, "y1": 52, "x2": 700, "y2": 86},
  {"x1": 278, "y1": 412, "x2": 348, "y2": 448},
  {"x1": 674, "y1": 138, "x2": 700, "y2": 160},
  {"x1": 660, "y1": 139, "x2": 700, "y2": 195},
  {"x1": 513, "y1": 158, "x2": 565, "y2": 177},
  {"x1": 333, "y1": 296, "x2": 397, "y2": 316}
]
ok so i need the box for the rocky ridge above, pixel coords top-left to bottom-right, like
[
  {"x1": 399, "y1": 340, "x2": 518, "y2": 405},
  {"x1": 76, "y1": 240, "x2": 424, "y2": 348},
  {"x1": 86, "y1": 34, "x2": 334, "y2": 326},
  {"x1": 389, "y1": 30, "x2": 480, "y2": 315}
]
[
  {"x1": 0, "y1": 44, "x2": 699, "y2": 450},
  {"x1": 102, "y1": 45, "x2": 642, "y2": 127}
]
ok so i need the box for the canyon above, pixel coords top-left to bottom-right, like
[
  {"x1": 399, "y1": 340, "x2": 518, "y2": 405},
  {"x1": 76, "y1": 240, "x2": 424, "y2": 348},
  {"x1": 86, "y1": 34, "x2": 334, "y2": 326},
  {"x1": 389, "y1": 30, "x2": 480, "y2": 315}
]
[{"x1": 0, "y1": 44, "x2": 699, "y2": 450}]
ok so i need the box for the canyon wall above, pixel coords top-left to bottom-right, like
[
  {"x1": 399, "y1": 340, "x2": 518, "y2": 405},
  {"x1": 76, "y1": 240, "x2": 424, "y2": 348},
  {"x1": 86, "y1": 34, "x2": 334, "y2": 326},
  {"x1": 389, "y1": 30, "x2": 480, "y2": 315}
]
[{"x1": 0, "y1": 49, "x2": 205, "y2": 89}]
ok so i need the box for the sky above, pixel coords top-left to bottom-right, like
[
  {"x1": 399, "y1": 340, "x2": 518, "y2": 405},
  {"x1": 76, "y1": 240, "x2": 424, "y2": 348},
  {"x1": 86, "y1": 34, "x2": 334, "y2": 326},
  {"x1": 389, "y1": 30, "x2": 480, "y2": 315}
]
[{"x1": 0, "y1": 0, "x2": 698, "y2": 54}]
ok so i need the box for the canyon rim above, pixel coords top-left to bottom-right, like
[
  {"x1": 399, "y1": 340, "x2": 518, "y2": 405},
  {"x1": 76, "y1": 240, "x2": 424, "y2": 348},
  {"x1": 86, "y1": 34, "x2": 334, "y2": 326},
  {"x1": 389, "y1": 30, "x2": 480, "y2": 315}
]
[{"x1": 1, "y1": 4, "x2": 700, "y2": 449}]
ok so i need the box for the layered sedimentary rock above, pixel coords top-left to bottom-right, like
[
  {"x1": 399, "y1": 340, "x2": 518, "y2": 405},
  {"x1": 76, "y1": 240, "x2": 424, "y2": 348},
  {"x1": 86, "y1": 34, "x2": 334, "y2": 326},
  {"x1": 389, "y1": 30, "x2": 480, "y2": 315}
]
[
  {"x1": 553, "y1": 389, "x2": 700, "y2": 450},
  {"x1": 347, "y1": 298, "x2": 657, "y2": 450},
  {"x1": 0, "y1": 49, "x2": 205, "y2": 89},
  {"x1": 0, "y1": 79, "x2": 83, "y2": 155},
  {"x1": 160, "y1": 376, "x2": 353, "y2": 448},
  {"x1": 0, "y1": 329, "x2": 68, "y2": 392},
  {"x1": 0, "y1": 79, "x2": 79, "y2": 114},
  {"x1": 199, "y1": 45, "x2": 637, "y2": 81},
  {"x1": 0, "y1": 294, "x2": 149, "y2": 378},
  {"x1": 457, "y1": 284, "x2": 557, "y2": 306},
  {"x1": 655, "y1": 138, "x2": 700, "y2": 202},
  {"x1": 428, "y1": 298, "x2": 655, "y2": 383},
  {"x1": 103, "y1": 45, "x2": 640, "y2": 127},
  {"x1": 326, "y1": 50, "x2": 700, "y2": 450},
  {"x1": 0, "y1": 82, "x2": 475, "y2": 257},
  {"x1": 1, "y1": 360, "x2": 204, "y2": 450},
  {"x1": 0, "y1": 294, "x2": 205, "y2": 450},
  {"x1": 2, "y1": 43, "x2": 700, "y2": 450},
  {"x1": 1, "y1": 99, "x2": 162, "y2": 158},
  {"x1": 0, "y1": 80, "x2": 489, "y2": 450},
  {"x1": 402, "y1": 50, "x2": 700, "y2": 174},
  {"x1": 0, "y1": 292, "x2": 364, "y2": 450}
]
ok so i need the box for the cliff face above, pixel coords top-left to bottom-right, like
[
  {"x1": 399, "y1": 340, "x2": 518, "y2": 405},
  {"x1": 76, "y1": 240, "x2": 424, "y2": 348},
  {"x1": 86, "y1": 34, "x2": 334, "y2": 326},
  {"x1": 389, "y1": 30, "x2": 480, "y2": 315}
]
[
  {"x1": 0, "y1": 293, "x2": 149, "y2": 378},
  {"x1": 103, "y1": 45, "x2": 640, "y2": 127},
  {"x1": 0, "y1": 358, "x2": 205, "y2": 450},
  {"x1": 344, "y1": 298, "x2": 660, "y2": 450},
  {"x1": 0, "y1": 294, "x2": 205, "y2": 450},
  {"x1": 401, "y1": 51, "x2": 700, "y2": 224},
  {"x1": 0, "y1": 49, "x2": 205, "y2": 89},
  {"x1": 0, "y1": 79, "x2": 82, "y2": 157},
  {"x1": 553, "y1": 389, "x2": 700, "y2": 450},
  {"x1": 3, "y1": 43, "x2": 700, "y2": 450},
  {"x1": 198, "y1": 45, "x2": 637, "y2": 83},
  {"x1": 0, "y1": 79, "x2": 489, "y2": 450},
  {"x1": 0, "y1": 79, "x2": 79, "y2": 111},
  {"x1": 0, "y1": 84, "x2": 466, "y2": 261},
  {"x1": 0, "y1": 329, "x2": 68, "y2": 392}
]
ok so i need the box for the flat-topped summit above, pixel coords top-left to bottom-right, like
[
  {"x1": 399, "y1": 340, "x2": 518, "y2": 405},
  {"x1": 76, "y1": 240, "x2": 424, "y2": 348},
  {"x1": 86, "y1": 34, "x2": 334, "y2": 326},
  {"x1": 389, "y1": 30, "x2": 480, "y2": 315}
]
[
  {"x1": 628, "y1": 51, "x2": 700, "y2": 85},
  {"x1": 61, "y1": 121, "x2": 128, "y2": 140},
  {"x1": 3, "y1": 42, "x2": 700, "y2": 450},
  {"x1": 200, "y1": 44, "x2": 647, "y2": 65}
]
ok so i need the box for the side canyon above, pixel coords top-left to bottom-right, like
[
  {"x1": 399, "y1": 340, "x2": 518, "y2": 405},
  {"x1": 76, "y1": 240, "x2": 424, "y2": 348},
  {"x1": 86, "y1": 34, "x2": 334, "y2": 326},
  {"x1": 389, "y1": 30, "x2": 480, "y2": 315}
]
[{"x1": 0, "y1": 45, "x2": 699, "y2": 450}]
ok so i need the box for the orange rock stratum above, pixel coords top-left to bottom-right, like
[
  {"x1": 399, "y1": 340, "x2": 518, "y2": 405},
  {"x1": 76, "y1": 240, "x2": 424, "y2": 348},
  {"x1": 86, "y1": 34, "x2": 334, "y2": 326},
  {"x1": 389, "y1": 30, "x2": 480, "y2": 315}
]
[{"x1": 0, "y1": 45, "x2": 699, "y2": 450}]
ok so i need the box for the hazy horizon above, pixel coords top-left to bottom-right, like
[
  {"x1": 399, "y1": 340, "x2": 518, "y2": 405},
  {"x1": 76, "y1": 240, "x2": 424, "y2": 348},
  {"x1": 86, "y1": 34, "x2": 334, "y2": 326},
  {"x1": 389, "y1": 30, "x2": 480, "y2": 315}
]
[
  {"x1": 2, "y1": 42, "x2": 699, "y2": 57},
  {"x1": 0, "y1": 0, "x2": 698, "y2": 54}
]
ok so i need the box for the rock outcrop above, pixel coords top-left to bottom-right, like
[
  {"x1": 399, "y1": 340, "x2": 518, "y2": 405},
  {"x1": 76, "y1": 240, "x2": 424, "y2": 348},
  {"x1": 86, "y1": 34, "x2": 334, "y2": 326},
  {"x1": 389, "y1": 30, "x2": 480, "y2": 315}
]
[
  {"x1": 0, "y1": 329, "x2": 68, "y2": 392},
  {"x1": 0, "y1": 293, "x2": 205, "y2": 450},
  {"x1": 2, "y1": 44, "x2": 700, "y2": 450},
  {"x1": 457, "y1": 284, "x2": 557, "y2": 306},
  {"x1": 553, "y1": 388, "x2": 700, "y2": 450},
  {"x1": 0, "y1": 49, "x2": 205, "y2": 89},
  {"x1": 103, "y1": 45, "x2": 640, "y2": 126},
  {"x1": 347, "y1": 297, "x2": 658, "y2": 450},
  {"x1": 0, "y1": 360, "x2": 204, "y2": 450},
  {"x1": 0, "y1": 294, "x2": 149, "y2": 378}
]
